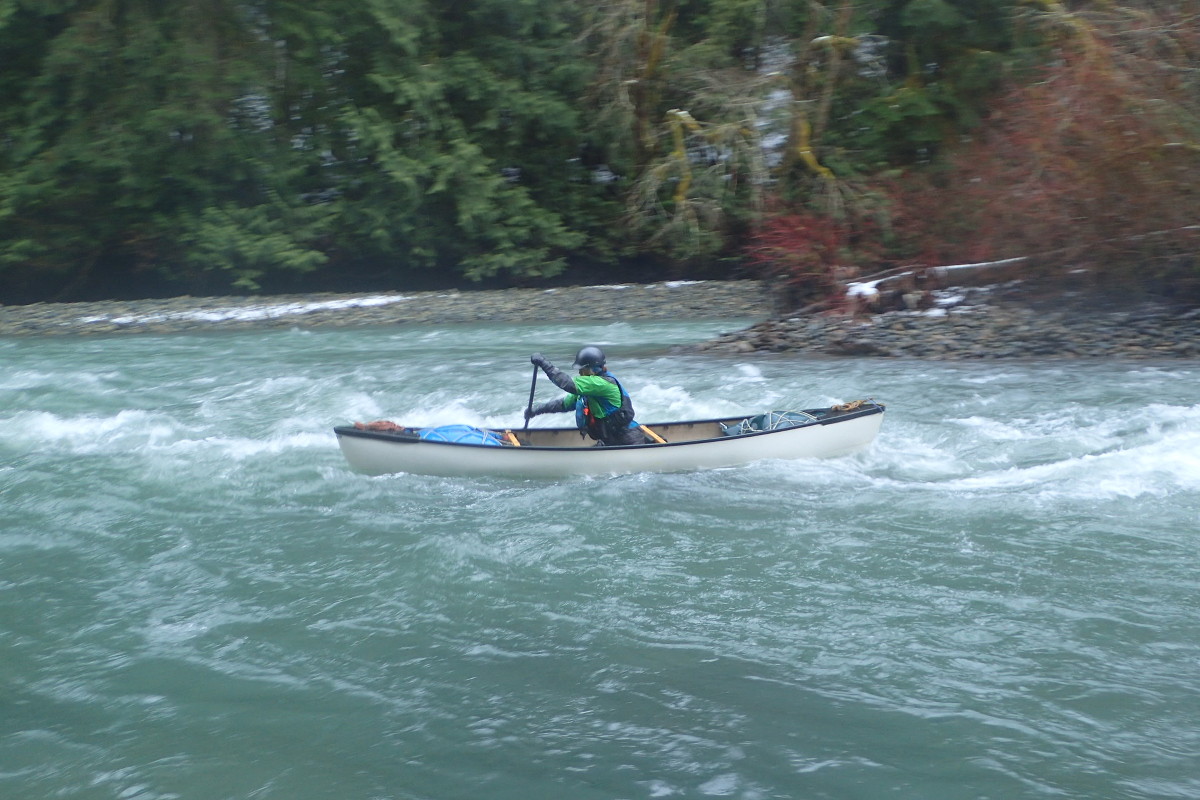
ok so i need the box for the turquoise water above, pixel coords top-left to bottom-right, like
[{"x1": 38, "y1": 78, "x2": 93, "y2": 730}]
[{"x1": 3, "y1": 319, "x2": 1198, "y2": 800}]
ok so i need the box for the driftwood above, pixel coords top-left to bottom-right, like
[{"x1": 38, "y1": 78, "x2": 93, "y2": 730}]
[
  {"x1": 777, "y1": 257, "x2": 1031, "y2": 317},
  {"x1": 848, "y1": 258, "x2": 1030, "y2": 314}
]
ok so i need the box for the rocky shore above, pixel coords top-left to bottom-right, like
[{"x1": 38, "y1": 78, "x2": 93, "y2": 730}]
[
  {"x1": 691, "y1": 285, "x2": 1200, "y2": 360},
  {"x1": 0, "y1": 281, "x2": 768, "y2": 337},
  {"x1": 2, "y1": 280, "x2": 1197, "y2": 359}
]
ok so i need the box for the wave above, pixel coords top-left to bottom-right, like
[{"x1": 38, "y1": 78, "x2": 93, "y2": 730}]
[
  {"x1": 1, "y1": 408, "x2": 332, "y2": 463},
  {"x1": 74, "y1": 294, "x2": 414, "y2": 326},
  {"x1": 860, "y1": 401, "x2": 1200, "y2": 500},
  {"x1": 9, "y1": 387, "x2": 1196, "y2": 504},
  {"x1": 4, "y1": 409, "x2": 187, "y2": 452}
]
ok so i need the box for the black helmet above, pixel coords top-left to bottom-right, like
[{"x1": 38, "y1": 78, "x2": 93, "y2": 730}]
[{"x1": 572, "y1": 345, "x2": 606, "y2": 370}]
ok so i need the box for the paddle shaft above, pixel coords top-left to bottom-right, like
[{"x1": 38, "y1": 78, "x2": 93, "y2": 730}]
[{"x1": 522, "y1": 365, "x2": 538, "y2": 430}]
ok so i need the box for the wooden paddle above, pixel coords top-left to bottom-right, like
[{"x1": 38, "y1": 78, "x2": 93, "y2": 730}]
[{"x1": 639, "y1": 424, "x2": 666, "y2": 444}]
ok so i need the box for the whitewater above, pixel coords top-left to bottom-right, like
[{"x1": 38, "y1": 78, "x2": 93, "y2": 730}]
[{"x1": 2, "y1": 318, "x2": 1198, "y2": 799}]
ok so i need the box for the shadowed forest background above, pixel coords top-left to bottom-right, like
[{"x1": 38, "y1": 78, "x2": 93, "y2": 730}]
[{"x1": 1, "y1": 0, "x2": 1196, "y2": 305}]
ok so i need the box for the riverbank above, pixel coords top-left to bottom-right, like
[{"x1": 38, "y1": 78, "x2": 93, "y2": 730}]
[
  {"x1": 691, "y1": 284, "x2": 1200, "y2": 360},
  {"x1": 2, "y1": 279, "x2": 1197, "y2": 359},
  {"x1": 0, "y1": 281, "x2": 769, "y2": 337}
]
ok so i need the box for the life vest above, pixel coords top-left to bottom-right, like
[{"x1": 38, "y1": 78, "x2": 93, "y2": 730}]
[{"x1": 574, "y1": 372, "x2": 636, "y2": 441}]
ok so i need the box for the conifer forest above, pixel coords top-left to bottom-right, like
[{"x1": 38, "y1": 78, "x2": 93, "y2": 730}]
[{"x1": 1, "y1": 0, "x2": 1196, "y2": 303}]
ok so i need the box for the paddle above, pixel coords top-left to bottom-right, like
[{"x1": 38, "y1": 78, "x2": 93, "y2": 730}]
[{"x1": 522, "y1": 364, "x2": 538, "y2": 431}]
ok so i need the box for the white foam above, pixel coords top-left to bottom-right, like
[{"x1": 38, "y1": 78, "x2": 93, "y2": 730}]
[
  {"x1": 397, "y1": 399, "x2": 492, "y2": 429},
  {"x1": 733, "y1": 363, "x2": 767, "y2": 382},
  {"x1": 8, "y1": 409, "x2": 184, "y2": 451},
  {"x1": 76, "y1": 294, "x2": 413, "y2": 327},
  {"x1": 872, "y1": 419, "x2": 1200, "y2": 500},
  {"x1": 3, "y1": 406, "x2": 344, "y2": 464},
  {"x1": 951, "y1": 415, "x2": 1053, "y2": 441},
  {"x1": 172, "y1": 430, "x2": 333, "y2": 460}
]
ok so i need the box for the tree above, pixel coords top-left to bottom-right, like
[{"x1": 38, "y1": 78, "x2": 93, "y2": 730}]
[
  {"x1": 304, "y1": 0, "x2": 591, "y2": 284},
  {"x1": 0, "y1": 0, "x2": 594, "y2": 300},
  {"x1": 889, "y1": 1, "x2": 1200, "y2": 293},
  {"x1": 579, "y1": 0, "x2": 789, "y2": 266},
  {"x1": 0, "y1": 0, "x2": 335, "y2": 299},
  {"x1": 2, "y1": 0, "x2": 1193, "y2": 303}
]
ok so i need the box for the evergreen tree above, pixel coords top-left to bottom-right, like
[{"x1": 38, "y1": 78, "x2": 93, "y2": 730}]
[
  {"x1": 1, "y1": 0, "x2": 1190, "y2": 303},
  {"x1": 0, "y1": 1, "x2": 332, "y2": 298},
  {"x1": 308, "y1": 0, "x2": 591, "y2": 284}
]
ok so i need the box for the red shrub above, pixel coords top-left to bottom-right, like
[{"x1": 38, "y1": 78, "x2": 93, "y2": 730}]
[
  {"x1": 744, "y1": 210, "x2": 889, "y2": 312},
  {"x1": 889, "y1": 6, "x2": 1200, "y2": 286}
]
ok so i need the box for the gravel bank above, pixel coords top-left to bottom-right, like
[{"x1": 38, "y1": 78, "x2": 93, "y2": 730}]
[
  {"x1": 3, "y1": 280, "x2": 1197, "y2": 359},
  {"x1": 0, "y1": 281, "x2": 768, "y2": 337}
]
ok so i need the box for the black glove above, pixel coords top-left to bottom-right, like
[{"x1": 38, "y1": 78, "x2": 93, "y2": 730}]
[
  {"x1": 530, "y1": 352, "x2": 550, "y2": 370},
  {"x1": 526, "y1": 400, "x2": 560, "y2": 419}
]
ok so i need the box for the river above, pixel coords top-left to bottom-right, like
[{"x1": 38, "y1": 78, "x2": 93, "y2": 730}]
[{"x1": 2, "y1": 318, "x2": 1198, "y2": 800}]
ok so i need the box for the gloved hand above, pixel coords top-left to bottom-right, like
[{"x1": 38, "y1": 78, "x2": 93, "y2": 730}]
[
  {"x1": 525, "y1": 400, "x2": 559, "y2": 420},
  {"x1": 530, "y1": 352, "x2": 550, "y2": 369}
]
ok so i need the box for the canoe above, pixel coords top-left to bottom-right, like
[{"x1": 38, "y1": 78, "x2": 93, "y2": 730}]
[{"x1": 333, "y1": 400, "x2": 884, "y2": 478}]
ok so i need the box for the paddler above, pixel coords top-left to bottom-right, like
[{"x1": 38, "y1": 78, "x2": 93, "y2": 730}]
[{"x1": 524, "y1": 346, "x2": 646, "y2": 446}]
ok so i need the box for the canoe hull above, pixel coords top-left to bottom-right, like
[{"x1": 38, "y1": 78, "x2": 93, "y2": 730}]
[{"x1": 334, "y1": 403, "x2": 884, "y2": 478}]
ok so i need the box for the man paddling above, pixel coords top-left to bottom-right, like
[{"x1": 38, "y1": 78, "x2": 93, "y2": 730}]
[{"x1": 524, "y1": 346, "x2": 645, "y2": 446}]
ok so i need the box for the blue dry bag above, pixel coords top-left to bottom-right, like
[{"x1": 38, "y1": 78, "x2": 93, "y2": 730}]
[{"x1": 417, "y1": 425, "x2": 504, "y2": 446}]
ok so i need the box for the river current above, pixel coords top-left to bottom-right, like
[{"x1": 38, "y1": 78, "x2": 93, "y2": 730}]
[{"x1": 2, "y1": 318, "x2": 1198, "y2": 800}]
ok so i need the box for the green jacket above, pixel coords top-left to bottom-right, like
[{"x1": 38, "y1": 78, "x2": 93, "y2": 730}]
[
  {"x1": 530, "y1": 358, "x2": 639, "y2": 444},
  {"x1": 549, "y1": 374, "x2": 624, "y2": 418}
]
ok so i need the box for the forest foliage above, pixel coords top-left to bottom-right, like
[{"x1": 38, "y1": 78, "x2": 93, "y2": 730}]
[{"x1": 0, "y1": 0, "x2": 1196, "y2": 304}]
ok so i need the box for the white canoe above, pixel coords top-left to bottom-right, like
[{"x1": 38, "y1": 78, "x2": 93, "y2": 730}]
[{"x1": 334, "y1": 401, "x2": 884, "y2": 478}]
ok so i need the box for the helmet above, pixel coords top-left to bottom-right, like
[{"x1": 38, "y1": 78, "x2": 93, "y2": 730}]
[{"x1": 572, "y1": 345, "x2": 607, "y2": 370}]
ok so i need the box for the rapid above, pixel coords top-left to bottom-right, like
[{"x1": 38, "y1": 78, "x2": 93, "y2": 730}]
[{"x1": 2, "y1": 318, "x2": 1198, "y2": 800}]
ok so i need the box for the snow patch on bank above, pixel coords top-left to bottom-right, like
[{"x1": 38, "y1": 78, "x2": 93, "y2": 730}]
[{"x1": 845, "y1": 279, "x2": 1013, "y2": 317}]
